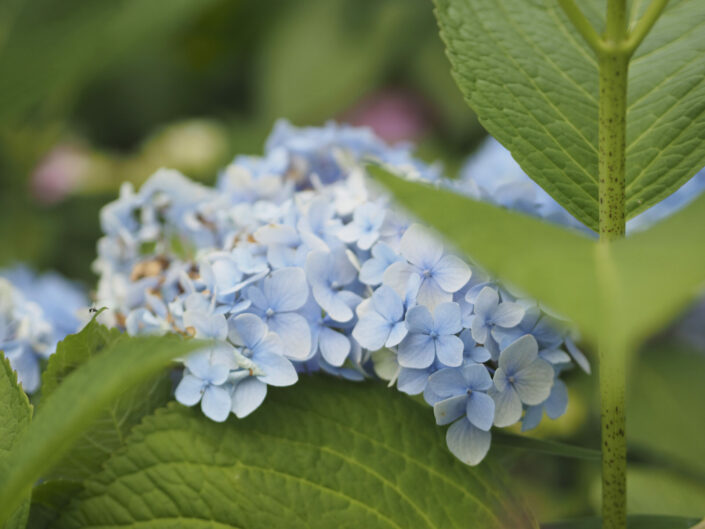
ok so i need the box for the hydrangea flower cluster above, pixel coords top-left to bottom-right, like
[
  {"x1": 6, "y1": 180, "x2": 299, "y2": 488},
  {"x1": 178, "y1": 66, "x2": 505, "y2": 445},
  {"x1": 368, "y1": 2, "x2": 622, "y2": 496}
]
[
  {"x1": 0, "y1": 267, "x2": 88, "y2": 393},
  {"x1": 94, "y1": 120, "x2": 590, "y2": 466}
]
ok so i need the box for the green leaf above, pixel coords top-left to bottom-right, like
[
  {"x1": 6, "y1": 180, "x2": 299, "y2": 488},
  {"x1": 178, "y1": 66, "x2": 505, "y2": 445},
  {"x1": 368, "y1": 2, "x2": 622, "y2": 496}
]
[
  {"x1": 626, "y1": 466, "x2": 705, "y2": 518},
  {"x1": 0, "y1": 353, "x2": 32, "y2": 529},
  {"x1": 629, "y1": 345, "x2": 705, "y2": 479},
  {"x1": 492, "y1": 432, "x2": 600, "y2": 462},
  {"x1": 26, "y1": 481, "x2": 82, "y2": 529},
  {"x1": 432, "y1": 0, "x2": 705, "y2": 230},
  {"x1": 56, "y1": 376, "x2": 538, "y2": 529},
  {"x1": 541, "y1": 515, "x2": 702, "y2": 529},
  {"x1": 40, "y1": 318, "x2": 172, "y2": 482},
  {"x1": 610, "y1": 194, "x2": 705, "y2": 347},
  {"x1": 374, "y1": 168, "x2": 705, "y2": 348},
  {"x1": 0, "y1": 335, "x2": 200, "y2": 525},
  {"x1": 371, "y1": 167, "x2": 602, "y2": 342}
]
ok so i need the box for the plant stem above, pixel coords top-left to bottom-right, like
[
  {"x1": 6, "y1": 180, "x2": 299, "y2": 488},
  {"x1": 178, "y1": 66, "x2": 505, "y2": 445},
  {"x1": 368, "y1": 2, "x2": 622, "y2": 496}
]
[
  {"x1": 598, "y1": 2, "x2": 628, "y2": 528},
  {"x1": 597, "y1": 48, "x2": 628, "y2": 241}
]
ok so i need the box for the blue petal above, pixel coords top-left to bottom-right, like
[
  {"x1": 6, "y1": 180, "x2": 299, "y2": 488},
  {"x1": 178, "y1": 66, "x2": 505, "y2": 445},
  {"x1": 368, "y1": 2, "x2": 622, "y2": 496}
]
[
  {"x1": 352, "y1": 312, "x2": 391, "y2": 351},
  {"x1": 489, "y1": 386, "x2": 523, "y2": 427},
  {"x1": 433, "y1": 302, "x2": 462, "y2": 336},
  {"x1": 174, "y1": 373, "x2": 205, "y2": 406},
  {"x1": 230, "y1": 313, "x2": 267, "y2": 349},
  {"x1": 428, "y1": 367, "x2": 467, "y2": 398},
  {"x1": 544, "y1": 379, "x2": 568, "y2": 419},
  {"x1": 201, "y1": 385, "x2": 232, "y2": 422},
  {"x1": 405, "y1": 305, "x2": 434, "y2": 334},
  {"x1": 498, "y1": 334, "x2": 539, "y2": 374},
  {"x1": 514, "y1": 358, "x2": 554, "y2": 405},
  {"x1": 382, "y1": 261, "x2": 417, "y2": 300},
  {"x1": 473, "y1": 286, "x2": 499, "y2": 318},
  {"x1": 319, "y1": 327, "x2": 351, "y2": 367},
  {"x1": 397, "y1": 367, "x2": 430, "y2": 395},
  {"x1": 446, "y1": 418, "x2": 491, "y2": 466},
  {"x1": 312, "y1": 285, "x2": 353, "y2": 322},
  {"x1": 432, "y1": 254, "x2": 471, "y2": 293},
  {"x1": 255, "y1": 349, "x2": 298, "y2": 387},
  {"x1": 434, "y1": 335, "x2": 464, "y2": 367},
  {"x1": 461, "y1": 363, "x2": 493, "y2": 391},
  {"x1": 521, "y1": 405, "x2": 543, "y2": 432},
  {"x1": 466, "y1": 391, "x2": 495, "y2": 431},
  {"x1": 269, "y1": 312, "x2": 311, "y2": 360},
  {"x1": 371, "y1": 285, "x2": 404, "y2": 322},
  {"x1": 491, "y1": 301, "x2": 525, "y2": 328},
  {"x1": 397, "y1": 333, "x2": 435, "y2": 369},
  {"x1": 565, "y1": 337, "x2": 591, "y2": 374},
  {"x1": 416, "y1": 277, "x2": 452, "y2": 310},
  {"x1": 433, "y1": 395, "x2": 467, "y2": 425},
  {"x1": 470, "y1": 315, "x2": 489, "y2": 344},
  {"x1": 231, "y1": 377, "x2": 267, "y2": 418},
  {"x1": 264, "y1": 267, "x2": 309, "y2": 311},
  {"x1": 386, "y1": 321, "x2": 408, "y2": 348},
  {"x1": 399, "y1": 224, "x2": 443, "y2": 269}
]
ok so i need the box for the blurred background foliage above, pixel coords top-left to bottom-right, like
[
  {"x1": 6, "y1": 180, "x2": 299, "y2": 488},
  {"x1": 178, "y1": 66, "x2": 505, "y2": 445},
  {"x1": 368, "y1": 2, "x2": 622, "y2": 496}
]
[
  {"x1": 0, "y1": 0, "x2": 702, "y2": 524},
  {"x1": 0, "y1": 0, "x2": 482, "y2": 283}
]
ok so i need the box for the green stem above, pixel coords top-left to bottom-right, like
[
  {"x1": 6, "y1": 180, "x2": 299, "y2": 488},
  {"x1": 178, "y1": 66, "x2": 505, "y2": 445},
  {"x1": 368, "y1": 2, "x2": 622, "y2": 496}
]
[
  {"x1": 598, "y1": 2, "x2": 628, "y2": 528},
  {"x1": 557, "y1": 0, "x2": 602, "y2": 54},
  {"x1": 597, "y1": 48, "x2": 628, "y2": 240}
]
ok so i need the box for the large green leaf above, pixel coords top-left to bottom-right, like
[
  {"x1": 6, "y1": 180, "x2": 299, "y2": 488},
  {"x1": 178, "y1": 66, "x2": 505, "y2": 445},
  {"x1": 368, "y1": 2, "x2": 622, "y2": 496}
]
[
  {"x1": 0, "y1": 335, "x2": 200, "y2": 525},
  {"x1": 629, "y1": 346, "x2": 705, "y2": 479},
  {"x1": 493, "y1": 431, "x2": 600, "y2": 462},
  {"x1": 433, "y1": 0, "x2": 705, "y2": 230},
  {"x1": 542, "y1": 515, "x2": 702, "y2": 529},
  {"x1": 56, "y1": 376, "x2": 538, "y2": 529},
  {"x1": 25, "y1": 319, "x2": 174, "y2": 527},
  {"x1": 374, "y1": 168, "x2": 705, "y2": 348},
  {"x1": 0, "y1": 353, "x2": 32, "y2": 529}
]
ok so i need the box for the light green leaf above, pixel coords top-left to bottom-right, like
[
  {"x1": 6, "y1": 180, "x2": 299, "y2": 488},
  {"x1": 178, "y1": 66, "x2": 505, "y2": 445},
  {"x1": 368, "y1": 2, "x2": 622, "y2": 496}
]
[
  {"x1": 57, "y1": 377, "x2": 538, "y2": 529},
  {"x1": 541, "y1": 515, "x2": 702, "y2": 529},
  {"x1": 610, "y1": 193, "x2": 705, "y2": 347},
  {"x1": 0, "y1": 335, "x2": 200, "y2": 525},
  {"x1": 629, "y1": 345, "x2": 705, "y2": 478},
  {"x1": 374, "y1": 168, "x2": 705, "y2": 348},
  {"x1": 433, "y1": 0, "x2": 705, "y2": 230},
  {"x1": 0, "y1": 353, "x2": 32, "y2": 529},
  {"x1": 371, "y1": 167, "x2": 602, "y2": 342}
]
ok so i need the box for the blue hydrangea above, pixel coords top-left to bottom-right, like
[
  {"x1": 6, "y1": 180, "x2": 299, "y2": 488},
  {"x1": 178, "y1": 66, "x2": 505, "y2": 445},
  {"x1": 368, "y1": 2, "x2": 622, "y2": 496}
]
[
  {"x1": 94, "y1": 121, "x2": 597, "y2": 466},
  {"x1": 0, "y1": 268, "x2": 88, "y2": 393}
]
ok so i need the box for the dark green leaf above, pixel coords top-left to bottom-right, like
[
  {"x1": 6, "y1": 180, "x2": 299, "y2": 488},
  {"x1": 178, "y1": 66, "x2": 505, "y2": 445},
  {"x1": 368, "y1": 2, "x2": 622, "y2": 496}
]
[
  {"x1": 0, "y1": 353, "x2": 32, "y2": 529},
  {"x1": 433, "y1": 0, "x2": 705, "y2": 229},
  {"x1": 542, "y1": 515, "x2": 702, "y2": 529},
  {"x1": 0, "y1": 335, "x2": 200, "y2": 525},
  {"x1": 57, "y1": 376, "x2": 538, "y2": 529}
]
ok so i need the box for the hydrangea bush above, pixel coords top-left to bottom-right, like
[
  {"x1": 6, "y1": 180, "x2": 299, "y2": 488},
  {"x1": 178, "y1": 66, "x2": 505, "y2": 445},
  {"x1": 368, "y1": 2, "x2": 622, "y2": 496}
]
[
  {"x1": 89, "y1": 120, "x2": 589, "y2": 465},
  {"x1": 1, "y1": 2, "x2": 705, "y2": 528}
]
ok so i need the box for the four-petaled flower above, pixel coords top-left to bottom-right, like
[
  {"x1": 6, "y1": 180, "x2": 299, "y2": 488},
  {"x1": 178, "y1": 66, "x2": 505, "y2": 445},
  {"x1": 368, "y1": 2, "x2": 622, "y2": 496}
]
[
  {"x1": 398, "y1": 302, "x2": 463, "y2": 368},
  {"x1": 383, "y1": 224, "x2": 471, "y2": 309},
  {"x1": 489, "y1": 334, "x2": 554, "y2": 427},
  {"x1": 468, "y1": 286, "x2": 524, "y2": 355},
  {"x1": 352, "y1": 285, "x2": 407, "y2": 350},
  {"x1": 246, "y1": 267, "x2": 311, "y2": 360},
  {"x1": 338, "y1": 201, "x2": 386, "y2": 250},
  {"x1": 228, "y1": 313, "x2": 298, "y2": 418},
  {"x1": 305, "y1": 249, "x2": 360, "y2": 322},
  {"x1": 175, "y1": 344, "x2": 236, "y2": 422}
]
